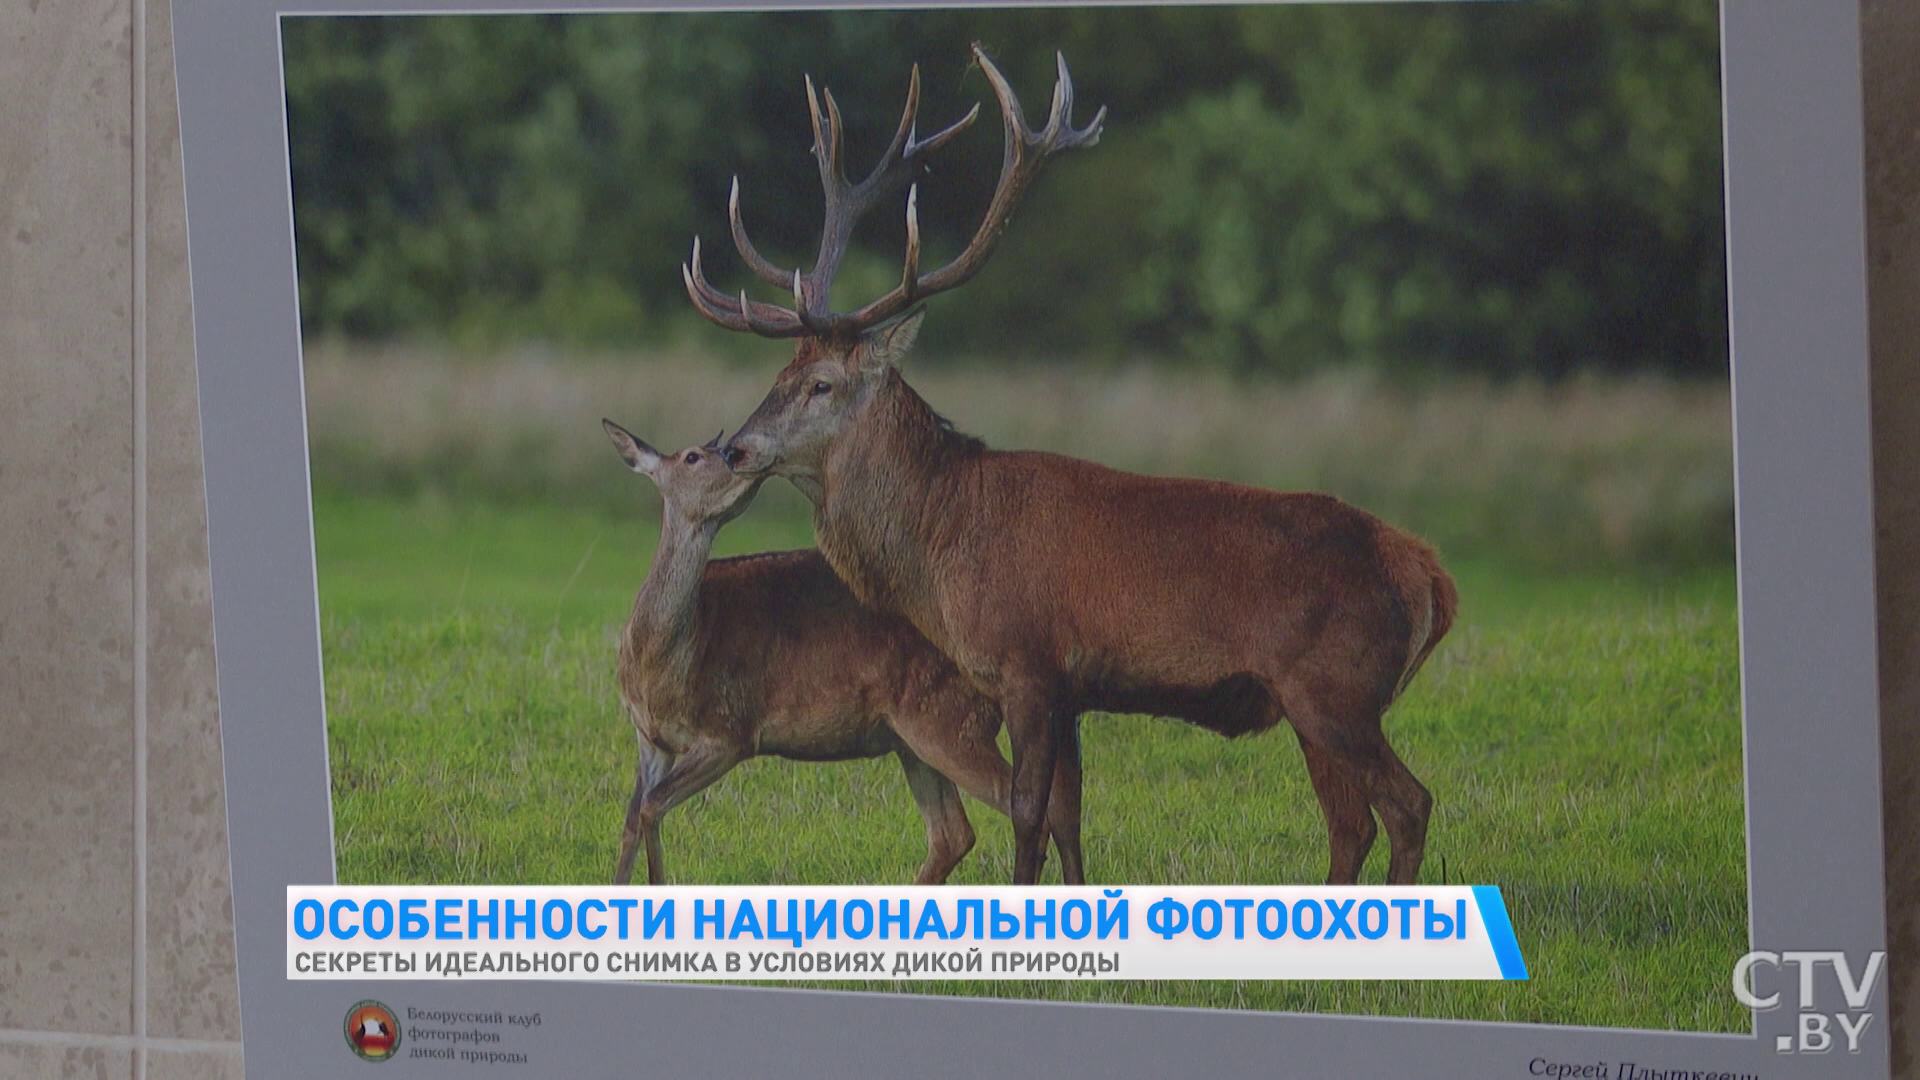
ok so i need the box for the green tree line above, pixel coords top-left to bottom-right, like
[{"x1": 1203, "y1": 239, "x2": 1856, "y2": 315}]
[{"x1": 283, "y1": 1, "x2": 1727, "y2": 378}]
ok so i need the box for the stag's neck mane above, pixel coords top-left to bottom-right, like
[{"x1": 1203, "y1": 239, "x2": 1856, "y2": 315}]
[
  {"x1": 626, "y1": 512, "x2": 718, "y2": 676},
  {"x1": 814, "y1": 366, "x2": 983, "y2": 618}
]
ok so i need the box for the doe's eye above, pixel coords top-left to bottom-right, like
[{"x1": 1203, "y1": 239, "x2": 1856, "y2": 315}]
[
  {"x1": 683, "y1": 452, "x2": 700, "y2": 465},
  {"x1": 810, "y1": 380, "x2": 833, "y2": 397}
]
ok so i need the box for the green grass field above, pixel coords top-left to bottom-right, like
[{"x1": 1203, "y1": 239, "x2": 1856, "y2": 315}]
[{"x1": 315, "y1": 490, "x2": 1749, "y2": 1032}]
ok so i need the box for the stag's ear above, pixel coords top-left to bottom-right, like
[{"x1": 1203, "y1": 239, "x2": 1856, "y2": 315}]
[
  {"x1": 602, "y1": 418, "x2": 663, "y2": 476},
  {"x1": 860, "y1": 307, "x2": 926, "y2": 370}
]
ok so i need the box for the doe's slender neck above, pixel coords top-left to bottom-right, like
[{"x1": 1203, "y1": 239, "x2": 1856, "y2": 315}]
[{"x1": 629, "y1": 510, "x2": 719, "y2": 659}]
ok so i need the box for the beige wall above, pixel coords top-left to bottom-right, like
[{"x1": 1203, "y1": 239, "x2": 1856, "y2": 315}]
[
  {"x1": 0, "y1": 3, "x2": 1911, "y2": 1078},
  {"x1": 0, "y1": 0, "x2": 240, "y2": 1076}
]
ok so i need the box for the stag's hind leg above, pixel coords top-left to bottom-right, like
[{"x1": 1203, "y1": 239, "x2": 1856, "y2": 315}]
[
  {"x1": 1286, "y1": 687, "x2": 1432, "y2": 886},
  {"x1": 1366, "y1": 738, "x2": 1433, "y2": 885},
  {"x1": 1295, "y1": 733, "x2": 1378, "y2": 885}
]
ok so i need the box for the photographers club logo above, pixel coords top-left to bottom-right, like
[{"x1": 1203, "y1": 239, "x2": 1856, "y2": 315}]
[
  {"x1": 1733, "y1": 950, "x2": 1885, "y2": 1054},
  {"x1": 344, "y1": 1000, "x2": 401, "y2": 1062}
]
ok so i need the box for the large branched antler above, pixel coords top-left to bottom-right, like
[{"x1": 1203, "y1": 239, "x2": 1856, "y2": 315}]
[
  {"x1": 683, "y1": 43, "x2": 1105, "y2": 341},
  {"x1": 683, "y1": 62, "x2": 978, "y2": 337}
]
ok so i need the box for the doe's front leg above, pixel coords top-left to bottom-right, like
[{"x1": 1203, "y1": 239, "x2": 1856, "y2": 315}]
[
  {"x1": 627, "y1": 738, "x2": 740, "y2": 886},
  {"x1": 896, "y1": 747, "x2": 976, "y2": 884},
  {"x1": 614, "y1": 737, "x2": 673, "y2": 885}
]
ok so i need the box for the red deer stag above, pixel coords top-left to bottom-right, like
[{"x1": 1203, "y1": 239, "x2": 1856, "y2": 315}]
[
  {"x1": 602, "y1": 419, "x2": 1068, "y2": 886},
  {"x1": 692, "y1": 46, "x2": 1457, "y2": 886}
]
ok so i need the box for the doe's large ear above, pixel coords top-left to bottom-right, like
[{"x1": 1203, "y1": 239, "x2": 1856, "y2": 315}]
[
  {"x1": 602, "y1": 418, "x2": 663, "y2": 475},
  {"x1": 861, "y1": 306, "x2": 926, "y2": 369}
]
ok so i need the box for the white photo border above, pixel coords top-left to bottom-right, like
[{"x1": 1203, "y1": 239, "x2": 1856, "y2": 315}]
[{"x1": 171, "y1": 0, "x2": 1889, "y2": 1076}]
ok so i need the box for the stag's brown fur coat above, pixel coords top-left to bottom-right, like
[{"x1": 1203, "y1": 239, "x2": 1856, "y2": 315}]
[{"x1": 729, "y1": 351, "x2": 1456, "y2": 886}]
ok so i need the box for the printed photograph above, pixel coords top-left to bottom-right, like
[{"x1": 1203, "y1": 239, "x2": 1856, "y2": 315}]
[{"x1": 284, "y1": 1, "x2": 1743, "y2": 1028}]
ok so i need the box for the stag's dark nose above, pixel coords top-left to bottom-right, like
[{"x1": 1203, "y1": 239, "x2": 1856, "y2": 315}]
[{"x1": 721, "y1": 445, "x2": 747, "y2": 470}]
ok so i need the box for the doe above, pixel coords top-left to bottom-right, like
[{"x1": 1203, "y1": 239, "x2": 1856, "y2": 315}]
[{"x1": 602, "y1": 419, "x2": 1062, "y2": 885}]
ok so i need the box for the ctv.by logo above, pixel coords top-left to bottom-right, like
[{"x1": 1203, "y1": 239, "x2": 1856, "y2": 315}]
[{"x1": 1732, "y1": 950, "x2": 1885, "y2": 1054}]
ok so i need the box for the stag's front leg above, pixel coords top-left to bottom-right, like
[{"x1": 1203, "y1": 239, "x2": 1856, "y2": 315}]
[
  {"x1": 1004, "y1": 686, "x2": 1058, "y2": 885},
  {"x1": 1050, "y1": 713, "x2": 1086, "y2": 885}
]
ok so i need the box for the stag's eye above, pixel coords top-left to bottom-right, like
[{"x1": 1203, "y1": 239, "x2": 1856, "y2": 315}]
[
  {"x1": 683, "y1": 452, "x2": 700, "y2": 465},
  {"x1": 810, "y1": 380, "x2": 833, "y2": 397}
]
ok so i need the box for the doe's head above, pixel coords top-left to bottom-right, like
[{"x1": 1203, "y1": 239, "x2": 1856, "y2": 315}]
[{"x1": 602, "y1": 419, "x2": 764, "y2": 528}]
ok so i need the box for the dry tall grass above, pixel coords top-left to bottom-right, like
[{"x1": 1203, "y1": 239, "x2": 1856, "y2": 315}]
[{"x1": 302, "y1": 343, "x2": 1735, "y2": 569}]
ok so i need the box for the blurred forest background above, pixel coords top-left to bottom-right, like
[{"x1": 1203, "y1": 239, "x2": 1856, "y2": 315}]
[
  {"x1": 285, "y1": 2, "x2": 1726, "y2": 377},
  {"x1": 284, "y1": 1, "x2": 1736, "y2": 574}
]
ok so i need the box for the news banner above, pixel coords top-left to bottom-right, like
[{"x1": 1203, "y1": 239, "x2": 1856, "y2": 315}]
[{"x1": 289, "y1": 886, "x2": 1528, "y2": 981}]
